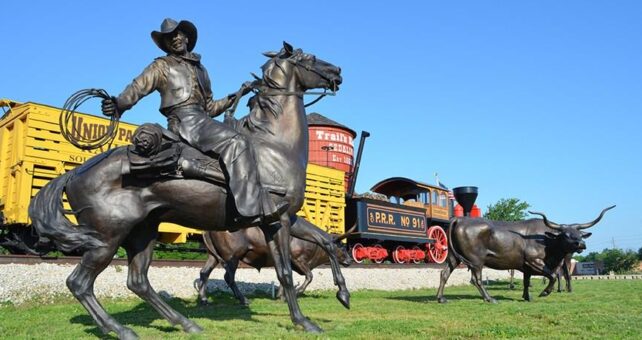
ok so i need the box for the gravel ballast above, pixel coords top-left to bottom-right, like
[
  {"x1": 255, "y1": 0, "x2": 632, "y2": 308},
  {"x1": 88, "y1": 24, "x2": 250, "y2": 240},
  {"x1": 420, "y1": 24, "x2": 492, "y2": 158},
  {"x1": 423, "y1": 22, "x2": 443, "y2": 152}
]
[{"x1": 0, "y1": 263, "x2": 512, "y2": 305}]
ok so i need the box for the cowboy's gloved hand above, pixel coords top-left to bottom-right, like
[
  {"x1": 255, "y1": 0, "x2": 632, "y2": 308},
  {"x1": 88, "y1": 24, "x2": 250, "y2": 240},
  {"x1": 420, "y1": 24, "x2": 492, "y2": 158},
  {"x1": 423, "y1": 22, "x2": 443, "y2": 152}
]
[{"x1": 101, "y1": 97, "x2": 119, "y2": 117}]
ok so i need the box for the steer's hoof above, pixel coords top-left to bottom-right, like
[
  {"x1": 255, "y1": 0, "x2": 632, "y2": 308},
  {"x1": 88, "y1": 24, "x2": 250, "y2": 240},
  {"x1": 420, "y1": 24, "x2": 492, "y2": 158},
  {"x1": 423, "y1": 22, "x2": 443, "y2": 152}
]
[{"x1": 337, "y1": 290, "x2": 350, "y2": 309}]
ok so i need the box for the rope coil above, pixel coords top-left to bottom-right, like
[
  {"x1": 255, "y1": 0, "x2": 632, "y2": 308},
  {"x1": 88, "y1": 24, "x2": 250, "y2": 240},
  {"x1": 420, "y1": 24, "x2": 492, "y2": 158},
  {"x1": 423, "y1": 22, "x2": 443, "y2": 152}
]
[{"x1": 59, "y1": 89, "x2": 120, "y2": 150}]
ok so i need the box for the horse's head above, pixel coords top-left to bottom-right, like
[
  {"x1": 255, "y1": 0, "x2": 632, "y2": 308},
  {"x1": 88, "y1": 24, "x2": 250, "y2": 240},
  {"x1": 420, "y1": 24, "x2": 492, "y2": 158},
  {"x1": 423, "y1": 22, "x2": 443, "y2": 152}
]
[{"x1": 261, "y1": 41, "x2": 342, "y2": 92}]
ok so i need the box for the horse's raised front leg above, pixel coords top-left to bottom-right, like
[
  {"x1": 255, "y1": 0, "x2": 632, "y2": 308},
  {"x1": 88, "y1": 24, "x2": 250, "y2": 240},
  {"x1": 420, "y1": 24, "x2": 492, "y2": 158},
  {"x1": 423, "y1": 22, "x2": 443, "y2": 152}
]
[
  {"x1": 67, "y1": 243, "x2": 138, "y2": 340},
  {"x1": 290, "y1": 217, "x2": 350, "y2": 309},
  {"x1": 262, "y1": 215, "x2": 322, "y2": 333},
  {"x1": 123, "y1": 225, "x2": 202, "y2": 335}
]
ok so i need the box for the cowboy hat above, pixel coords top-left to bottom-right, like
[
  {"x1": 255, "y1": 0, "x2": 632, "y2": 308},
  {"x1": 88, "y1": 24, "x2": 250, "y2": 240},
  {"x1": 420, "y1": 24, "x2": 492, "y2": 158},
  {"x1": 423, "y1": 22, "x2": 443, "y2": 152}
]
[{"x1": 151, "y1": 18, "x2": 197, "y2": 53}]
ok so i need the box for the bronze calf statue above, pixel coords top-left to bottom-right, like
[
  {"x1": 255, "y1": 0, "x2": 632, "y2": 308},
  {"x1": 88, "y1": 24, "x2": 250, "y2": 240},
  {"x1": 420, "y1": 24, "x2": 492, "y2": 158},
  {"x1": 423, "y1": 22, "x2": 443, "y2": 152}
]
[
  {"x1": 196, "y1": 220, "x2": 353, "y2": 306},
  {"x1": 437, "y1": 206, "x2": 614, "y2": 303}
]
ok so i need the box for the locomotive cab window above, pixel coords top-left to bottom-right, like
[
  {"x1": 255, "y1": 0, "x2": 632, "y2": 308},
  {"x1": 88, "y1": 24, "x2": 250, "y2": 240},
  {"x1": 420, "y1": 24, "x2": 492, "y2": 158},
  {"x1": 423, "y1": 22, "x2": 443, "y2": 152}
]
[
  {"x1": 419, "y1": 191, "x2": 429, "y2": 205},
  {"x1": 439, "y1": 191, "x2": 448, "y2": 207}
]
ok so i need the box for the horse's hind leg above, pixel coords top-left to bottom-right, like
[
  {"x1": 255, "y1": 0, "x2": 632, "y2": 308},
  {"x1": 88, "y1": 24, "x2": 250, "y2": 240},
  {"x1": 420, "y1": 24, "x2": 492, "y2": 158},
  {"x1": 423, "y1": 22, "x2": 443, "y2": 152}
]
[
  {"x1": 67, "y1": 243, "x2": 138, "y2": 340},
  {"x1": 123, "y1": 225, "x2": 202, "y2": 334}
]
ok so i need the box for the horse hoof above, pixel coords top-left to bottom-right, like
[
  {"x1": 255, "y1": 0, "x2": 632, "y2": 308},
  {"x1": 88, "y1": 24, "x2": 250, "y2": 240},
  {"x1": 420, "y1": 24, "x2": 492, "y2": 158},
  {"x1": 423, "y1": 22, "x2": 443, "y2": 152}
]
[
  {"x1": 118, "y1": 327, "x2": 139, "y2": 340},
  {"x1": 240, "y1": 299, "x2": 250, "y2": 306},
  {"x1": 336, "y1": 291, "x2": 350, "y2": 309},
  {"x1": 183, "y1": 321, "x2": 203, "y2": 333},
  {"x1": 487, "y1": 298, "x2": 498, "y2": 304},
  {"x1": 437, "y1": 297, "x2": 448, "y2": 304},
  {"x1": 539, "y1": 291, "x2": 550, "y2": 297},
  {"x1": 197, "y1": 298, "x2": 209, "y2": 306},
  {"x1": 522, "y1": 296, "x2": 531, "y2": 302},
  {"x1": 300, "y1": 319, "x2": 323, "y2": 333}
]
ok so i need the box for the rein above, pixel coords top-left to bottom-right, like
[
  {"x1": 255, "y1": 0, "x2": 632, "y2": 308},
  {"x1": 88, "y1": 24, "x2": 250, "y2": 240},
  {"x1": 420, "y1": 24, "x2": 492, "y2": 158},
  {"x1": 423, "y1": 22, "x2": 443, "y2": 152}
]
[
  {"x1": 257, "y1": 87, "x2": 336, "y2": 107},
  {"x1": 224, "y1": 54, "x2": 337, "y2": 118}
]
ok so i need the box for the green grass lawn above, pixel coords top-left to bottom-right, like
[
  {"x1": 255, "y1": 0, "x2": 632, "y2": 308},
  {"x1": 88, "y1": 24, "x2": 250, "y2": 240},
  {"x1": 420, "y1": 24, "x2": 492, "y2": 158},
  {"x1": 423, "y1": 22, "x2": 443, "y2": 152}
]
[{"x1": 1, "y1": 279, "x2": 641, "y2": 339}]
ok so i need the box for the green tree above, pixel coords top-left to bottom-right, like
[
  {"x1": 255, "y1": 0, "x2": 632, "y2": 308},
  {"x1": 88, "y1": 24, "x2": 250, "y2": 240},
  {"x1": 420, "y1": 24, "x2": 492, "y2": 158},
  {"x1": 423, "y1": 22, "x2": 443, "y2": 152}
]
[
  {"x1": 601, "y1": 248, "x2": 639, "y2": 274},
  {"x1": 575, "y1": 251, "x2": 600, "y2": 263},
  {"x1": 483, "y1": 198, "x2": 531, "y2": 221},
  {"x1": 638, "y1": 247, "x2": 642, "y2": 260}
]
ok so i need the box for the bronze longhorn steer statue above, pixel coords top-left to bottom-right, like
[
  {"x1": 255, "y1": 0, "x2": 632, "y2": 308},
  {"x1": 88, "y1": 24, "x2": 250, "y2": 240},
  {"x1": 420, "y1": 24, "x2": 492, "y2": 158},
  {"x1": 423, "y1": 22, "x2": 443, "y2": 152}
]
[
  {"x1": 437, "y1": 206, "x2": 614, "y2": 303},
  {"x1": 196, "y1": 220, "x2": 354, "y2": 306}
]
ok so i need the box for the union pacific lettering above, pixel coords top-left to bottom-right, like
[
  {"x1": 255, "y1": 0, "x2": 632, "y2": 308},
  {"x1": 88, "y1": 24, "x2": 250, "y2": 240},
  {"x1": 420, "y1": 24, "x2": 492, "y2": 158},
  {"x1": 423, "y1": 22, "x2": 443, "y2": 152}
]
[{"x1": 71, "y1": 116, "x2": 134, "y2": 143}]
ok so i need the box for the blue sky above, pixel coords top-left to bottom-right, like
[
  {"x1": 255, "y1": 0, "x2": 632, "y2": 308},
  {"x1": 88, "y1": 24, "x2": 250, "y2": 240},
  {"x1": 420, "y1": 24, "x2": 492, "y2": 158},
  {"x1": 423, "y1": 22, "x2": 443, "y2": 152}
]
[{"x1": 2, "y1": 1, "x2": 640, "y2": 252}]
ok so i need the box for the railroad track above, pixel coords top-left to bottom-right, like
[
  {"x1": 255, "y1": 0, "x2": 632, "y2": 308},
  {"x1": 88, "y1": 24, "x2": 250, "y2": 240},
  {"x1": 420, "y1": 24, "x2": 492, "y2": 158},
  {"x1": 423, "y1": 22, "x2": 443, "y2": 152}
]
[{"x1": 0, "y1": 254, "x2": 446, "y2": 269}]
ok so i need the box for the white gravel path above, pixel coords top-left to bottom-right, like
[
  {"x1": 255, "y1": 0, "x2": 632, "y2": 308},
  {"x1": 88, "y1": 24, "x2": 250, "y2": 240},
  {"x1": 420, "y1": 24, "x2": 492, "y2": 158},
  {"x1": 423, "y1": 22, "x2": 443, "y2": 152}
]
[{"x1": 0, "y1": 263, "x2": 512, "y2": 305}]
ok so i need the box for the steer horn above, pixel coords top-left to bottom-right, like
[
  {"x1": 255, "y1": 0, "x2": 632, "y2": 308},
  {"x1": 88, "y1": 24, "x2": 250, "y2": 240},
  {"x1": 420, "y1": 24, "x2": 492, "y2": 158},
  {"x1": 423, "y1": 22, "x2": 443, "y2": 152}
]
[
  {"x1": 574, "y1": 205, "x2": 616, "y2": 230},
  {"x1": 334, "y1": 223, "x2": 357, "y2": 242},
  {"x1": 529, "y1": 211, "x2": 562, "y2": 231}
]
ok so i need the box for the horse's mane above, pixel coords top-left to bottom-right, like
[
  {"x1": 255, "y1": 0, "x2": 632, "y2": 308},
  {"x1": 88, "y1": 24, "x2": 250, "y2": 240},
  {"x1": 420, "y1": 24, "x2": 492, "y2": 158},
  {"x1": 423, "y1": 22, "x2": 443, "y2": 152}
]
[{"x1": 241, "y1": 57, "x2": 287, "y2": 135}]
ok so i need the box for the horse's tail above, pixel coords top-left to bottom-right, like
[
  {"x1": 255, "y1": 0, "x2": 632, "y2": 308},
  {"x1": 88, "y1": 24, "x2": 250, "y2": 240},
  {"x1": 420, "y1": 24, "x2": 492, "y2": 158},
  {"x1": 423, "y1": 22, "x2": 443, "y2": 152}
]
[{"x1": 29, "y1": 169, "x2": 105, "y2": 253}]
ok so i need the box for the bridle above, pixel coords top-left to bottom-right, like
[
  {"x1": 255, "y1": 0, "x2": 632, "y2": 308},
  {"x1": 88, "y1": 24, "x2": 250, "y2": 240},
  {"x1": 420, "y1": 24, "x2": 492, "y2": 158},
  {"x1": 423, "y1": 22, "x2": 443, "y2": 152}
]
[
  {"x1": 258, "y1": 55, "x2": 338, "y2": 107},
  {"x1": 225, "y1": 53, "x2": 339, "y2": 119}
]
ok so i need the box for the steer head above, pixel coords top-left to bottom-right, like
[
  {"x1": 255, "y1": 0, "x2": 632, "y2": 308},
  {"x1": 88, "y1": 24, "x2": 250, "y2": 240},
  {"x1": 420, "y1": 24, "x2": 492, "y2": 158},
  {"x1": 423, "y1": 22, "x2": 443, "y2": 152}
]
[
  {"x1": 333, "y1": 224, "x2": 357, "y2": 266},
  {"x1": 529, "y1": 205, "x2": 615, "y2": 253}
]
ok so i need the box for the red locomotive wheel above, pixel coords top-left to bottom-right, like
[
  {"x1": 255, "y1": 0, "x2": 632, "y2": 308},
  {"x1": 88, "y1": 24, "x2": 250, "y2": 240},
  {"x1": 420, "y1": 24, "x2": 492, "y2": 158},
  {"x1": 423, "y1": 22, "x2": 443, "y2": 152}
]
[
  {"x1": 426, "y1": 226, "x2": 448, "y2": 264},
  {"x1": 392, "y1": 245, "x2": 406, "y2": 264},
  {"x1": 351, "y1": 243, "x2": 365, "y2": 264},
  {"x1": 411, "y1": 246, "x2": 423, "y2": 264},
  {"x1": 373, "y1": 244, "x2": 386, "y2": 264}
]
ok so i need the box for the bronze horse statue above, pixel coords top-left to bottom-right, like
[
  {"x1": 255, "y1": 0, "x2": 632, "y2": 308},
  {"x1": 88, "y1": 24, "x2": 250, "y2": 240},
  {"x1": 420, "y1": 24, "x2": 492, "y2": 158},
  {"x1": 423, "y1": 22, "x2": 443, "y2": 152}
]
[{"x1": 29, "y1": 42, "x2": 342, "y2": 339}]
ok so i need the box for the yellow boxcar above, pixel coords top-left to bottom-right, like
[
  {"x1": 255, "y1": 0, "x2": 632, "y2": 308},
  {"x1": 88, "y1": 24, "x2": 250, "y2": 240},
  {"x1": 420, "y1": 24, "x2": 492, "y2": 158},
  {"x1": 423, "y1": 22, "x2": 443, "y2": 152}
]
[{"x1": 0, "y1": 99, "x2": 346, "y2": 248}]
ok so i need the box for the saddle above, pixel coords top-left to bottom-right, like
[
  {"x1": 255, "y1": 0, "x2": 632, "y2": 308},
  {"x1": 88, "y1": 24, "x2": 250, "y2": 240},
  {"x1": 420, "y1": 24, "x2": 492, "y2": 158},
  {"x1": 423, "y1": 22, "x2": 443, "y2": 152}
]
[{"x1": 123, "y1": 123, "x2": 226, "y2": 185}]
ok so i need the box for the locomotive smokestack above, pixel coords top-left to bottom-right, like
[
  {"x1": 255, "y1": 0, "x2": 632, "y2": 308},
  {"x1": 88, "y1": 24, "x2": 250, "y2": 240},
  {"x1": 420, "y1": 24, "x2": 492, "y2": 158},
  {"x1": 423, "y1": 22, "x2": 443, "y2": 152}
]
[
  {"x1": 453, "y1": 186, "x2": 478, "y2": 217},
  {"x1": 347, "y1": 130, "x2": 370, "y2": 199}
]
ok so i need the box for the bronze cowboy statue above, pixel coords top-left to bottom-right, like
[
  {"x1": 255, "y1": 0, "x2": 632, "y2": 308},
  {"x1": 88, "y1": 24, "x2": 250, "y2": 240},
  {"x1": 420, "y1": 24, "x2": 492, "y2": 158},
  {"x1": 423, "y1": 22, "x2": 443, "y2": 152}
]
[
  {"x1": 101, "y1": 18, "x2": 287, "y2": 225},
  {"x1": 29, "y1": 17, "x2": 343, "y2": 339}
]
